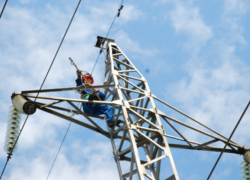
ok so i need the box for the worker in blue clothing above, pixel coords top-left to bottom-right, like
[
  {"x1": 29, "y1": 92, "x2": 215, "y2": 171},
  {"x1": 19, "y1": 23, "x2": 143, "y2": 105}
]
[{"x1": 75, "y1": 70, "x2": 114, "y2": 128}]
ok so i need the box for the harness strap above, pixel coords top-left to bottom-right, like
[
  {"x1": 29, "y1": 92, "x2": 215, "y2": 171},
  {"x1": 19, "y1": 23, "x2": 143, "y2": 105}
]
[{"x1": 81, "y1": 94, "x2": 90, "y2": 100}]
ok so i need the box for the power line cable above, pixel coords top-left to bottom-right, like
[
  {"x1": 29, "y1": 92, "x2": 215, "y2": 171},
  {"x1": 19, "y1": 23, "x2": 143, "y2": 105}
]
[
  {"x1": 207, "y1": 100, "x2": 250, "y2": 180},
  {"x1": 0, "y1": 0, "x2": 8, "y2": 20},
  {"x1": 0, "y1": 1, "x2": 82, "y2": 179},
  {"x1": 90, "y1": 0, "x2": 124, "y2": 75},
  {"x1": 91, "y1": 52, "x2": 102, "y2": 75},
  {"x1": 46, "y1": 101, "x2": 81, "y2": 180},
  {"x1": 104, "y1": 0, "x2": 124, "y2": 39},
  {"x1": 46, "y1": 122, "x2": 72, "y2": 180}
]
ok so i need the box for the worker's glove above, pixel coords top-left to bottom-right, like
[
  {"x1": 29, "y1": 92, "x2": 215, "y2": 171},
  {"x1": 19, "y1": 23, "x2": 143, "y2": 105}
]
[{"x1": 76, "y1": 70, "x2": 82, "y2": 79}]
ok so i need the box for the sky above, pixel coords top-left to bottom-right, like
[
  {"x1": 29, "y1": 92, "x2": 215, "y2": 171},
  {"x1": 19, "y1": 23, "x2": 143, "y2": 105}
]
[{"x1": 0, "y1": 0, "x2": 250, "y2": 179}]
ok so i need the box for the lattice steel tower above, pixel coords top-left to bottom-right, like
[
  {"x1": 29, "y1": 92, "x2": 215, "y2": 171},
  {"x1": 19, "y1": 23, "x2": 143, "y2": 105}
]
[{"x1": 11, "y1": 36, "x2": 250, "y2": 180}]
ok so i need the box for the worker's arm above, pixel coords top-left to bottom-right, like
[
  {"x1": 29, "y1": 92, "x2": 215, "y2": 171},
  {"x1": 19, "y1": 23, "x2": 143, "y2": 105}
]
[
  {"x1": 77, "y1": 69, "x2": 81, "y2": 79},
  {"x1": 75, "y1": 70, "x2": 87, "y2": 96}
]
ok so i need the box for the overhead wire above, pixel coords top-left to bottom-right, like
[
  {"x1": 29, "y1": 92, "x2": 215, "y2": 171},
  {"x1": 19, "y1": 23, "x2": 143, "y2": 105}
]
[
  {"x1": 46, "y1": 122, "x2": 71, "y2": 180},
  {"x1": 0, "y1": 0, "x2": 8, "y2": 20},
  {"x1": 46, "y1": 101, "x2": 82, "y2": 180},
  {"x1": 90, "y1": 0, "x2": 125, "y2": 75},
  {"x1": 46, "y1": 98, "x2": 84, "y2": 180},
  {"x1": 0, "y1": 0, "x2": 82, "y2": 179},
  {"x1": 207, "y1": 100, "x2": 250, "y2": 180},
  {"x1": 46, "y1": 122, "x2": 72, "y2": 180}
]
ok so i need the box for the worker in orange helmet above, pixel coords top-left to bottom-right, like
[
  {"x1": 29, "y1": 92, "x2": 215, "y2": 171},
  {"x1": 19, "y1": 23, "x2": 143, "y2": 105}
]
[{"x1": 76, "y1": 70, "x2": 114, "y2": 128}]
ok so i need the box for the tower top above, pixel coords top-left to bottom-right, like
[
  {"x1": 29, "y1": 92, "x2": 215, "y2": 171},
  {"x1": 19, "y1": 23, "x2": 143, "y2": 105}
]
[{"x1": 95, "y1": 36, "x2": 115, "y2": 49}]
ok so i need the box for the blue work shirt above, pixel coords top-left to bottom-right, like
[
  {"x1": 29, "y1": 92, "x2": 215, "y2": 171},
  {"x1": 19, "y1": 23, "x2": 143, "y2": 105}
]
[{"x1": 75, "y1": 78, "x2": 113, "y2": 122}]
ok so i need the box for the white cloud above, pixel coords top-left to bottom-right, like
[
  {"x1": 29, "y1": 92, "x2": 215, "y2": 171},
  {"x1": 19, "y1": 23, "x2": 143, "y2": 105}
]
[
  {"x1": 211, "y1": 167, "x2": 234, "y2": 180},
  {"x1": 223, "y1": 0, "x2": 250, "y2": 15},
  {"x1": 19, "y1": 0, "x2": 35, "y2": 4},
  {"x1": 168, "y1": 1, "x2": 213, "y2": 54},
  {"x1": 221, "y1": 0, "x2": 250, "y2": 44},
  {"x1": 19, "y1": 113, "x2": 67, "y2": 149},
  {"x1": 113, "y1": 30, "x2": 169, "y2": 75},
  {"x1": 167, "y1": 41, "x2": 250, "y2": 144},
  {"x1": 3, "y1": 139, "x2": 118, "y2": 180},
  {"x1": 115, "y1": 30, "x2": 158, "y2": 56},
  {"x1": 118, "y1": 4, "x2": 144, "y2": 23},
  {"x1": 0, "y1": 121, "x2": 7, "y2": 159}
]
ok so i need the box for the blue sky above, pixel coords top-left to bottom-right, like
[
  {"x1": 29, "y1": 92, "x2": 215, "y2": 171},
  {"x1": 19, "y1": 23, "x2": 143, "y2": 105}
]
[{"x1": 0, "y1": 0, "x2": 250, "y2": 179}]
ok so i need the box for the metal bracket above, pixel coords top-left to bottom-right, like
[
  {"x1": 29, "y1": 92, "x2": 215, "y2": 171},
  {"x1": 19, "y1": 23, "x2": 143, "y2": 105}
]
[{"x1": 95, "y1": 36, "x2": 115, "y2": 49}]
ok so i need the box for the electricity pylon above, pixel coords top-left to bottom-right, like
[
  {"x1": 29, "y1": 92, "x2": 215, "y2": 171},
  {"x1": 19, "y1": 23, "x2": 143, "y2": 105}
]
[{"x1": 11, "y1": 36, "x2": 250, "y2": 180}]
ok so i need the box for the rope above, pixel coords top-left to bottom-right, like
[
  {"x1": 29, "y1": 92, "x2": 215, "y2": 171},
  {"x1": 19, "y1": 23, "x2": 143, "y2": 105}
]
[
  {"x1": 90, "y1": 0, "x2": 125, "y2": 75},
  {"x1": 207, "y1": 100, "x2": 250, "y2": 180},
  {"x1": 0, "y1": 1, "x2": 82, "y2": 179},
  {"x1": 0, "y1": 0, "x2": 8, "y2": 20}
]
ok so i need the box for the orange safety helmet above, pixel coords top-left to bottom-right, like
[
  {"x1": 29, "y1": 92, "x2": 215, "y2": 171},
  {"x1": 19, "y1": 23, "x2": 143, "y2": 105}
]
[{"x1": 82, "y1": 73, "x2": 94, "y2": 85}]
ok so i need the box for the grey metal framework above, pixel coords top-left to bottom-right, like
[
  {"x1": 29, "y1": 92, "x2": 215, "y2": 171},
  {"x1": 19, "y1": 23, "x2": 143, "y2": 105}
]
[{"x1": 12, "y1": 36, "x2": 249, "y2": 180}]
